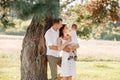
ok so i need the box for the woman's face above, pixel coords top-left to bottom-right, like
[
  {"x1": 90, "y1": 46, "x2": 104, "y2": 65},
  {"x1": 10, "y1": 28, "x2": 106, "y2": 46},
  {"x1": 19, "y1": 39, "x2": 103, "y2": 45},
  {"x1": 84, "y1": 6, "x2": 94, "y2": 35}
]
[{"x1": 63, "y1": 25, "x2": 68, "y2": 33}]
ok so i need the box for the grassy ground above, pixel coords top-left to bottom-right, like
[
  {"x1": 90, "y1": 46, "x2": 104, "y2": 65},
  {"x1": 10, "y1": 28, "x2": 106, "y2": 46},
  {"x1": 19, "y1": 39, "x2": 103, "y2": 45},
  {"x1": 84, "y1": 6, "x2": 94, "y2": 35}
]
[
  {"x1": 0, "y1": 36, "x2": 120, "y2": 80},
  {"x1": 0, "y1": 53, "x2": 120, "y2": 80},
  {"x1": 0, "y1": 53, "x2": 20, "y2": 80},
  {"x1": 74, "y1": 62, "x2": 120, "y2": 80}
]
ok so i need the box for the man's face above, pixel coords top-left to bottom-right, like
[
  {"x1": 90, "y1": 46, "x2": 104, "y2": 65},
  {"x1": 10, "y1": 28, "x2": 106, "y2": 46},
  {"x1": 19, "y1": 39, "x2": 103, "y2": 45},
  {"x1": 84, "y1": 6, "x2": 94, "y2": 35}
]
[{"x1": 56, "y1": 21, "x2": 62, "y2": 30}]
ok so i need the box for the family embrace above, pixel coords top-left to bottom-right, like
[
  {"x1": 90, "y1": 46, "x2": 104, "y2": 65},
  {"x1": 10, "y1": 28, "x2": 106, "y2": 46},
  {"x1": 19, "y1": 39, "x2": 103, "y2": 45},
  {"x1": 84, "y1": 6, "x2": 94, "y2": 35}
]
[{"x1": 45, "y1": 18, "x2": 79, "y2": 80}]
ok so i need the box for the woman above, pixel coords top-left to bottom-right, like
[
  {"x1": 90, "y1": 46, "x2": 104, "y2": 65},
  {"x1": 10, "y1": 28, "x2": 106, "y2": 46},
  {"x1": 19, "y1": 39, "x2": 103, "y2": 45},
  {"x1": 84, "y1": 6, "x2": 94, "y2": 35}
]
[{"x1": 57, "y1": 24, "x2": 79, "y2": 80}]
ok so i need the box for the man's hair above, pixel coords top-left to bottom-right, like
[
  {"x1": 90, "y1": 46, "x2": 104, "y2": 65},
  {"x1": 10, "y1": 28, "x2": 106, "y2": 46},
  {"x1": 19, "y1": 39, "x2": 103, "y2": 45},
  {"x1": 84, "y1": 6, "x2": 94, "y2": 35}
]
[
  {"x1": 53, "y1": 18, "x2": 62, "y2": 24},
  {"x1": 72, "y1": 24, "x2": 77, "y2": 29}
]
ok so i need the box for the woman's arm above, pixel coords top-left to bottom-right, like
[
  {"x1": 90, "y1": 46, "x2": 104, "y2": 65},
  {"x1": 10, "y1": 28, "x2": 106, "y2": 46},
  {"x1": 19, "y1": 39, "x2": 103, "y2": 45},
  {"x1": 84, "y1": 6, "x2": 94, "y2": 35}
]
[{"x1": 57, "y1": 38, "x2": 69, "y2": 51}]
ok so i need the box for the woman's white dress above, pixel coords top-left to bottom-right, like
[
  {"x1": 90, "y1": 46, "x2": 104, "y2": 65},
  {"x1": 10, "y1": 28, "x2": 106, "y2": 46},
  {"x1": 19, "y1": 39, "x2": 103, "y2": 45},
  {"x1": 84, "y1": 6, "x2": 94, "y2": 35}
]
[{"x1": 60, "y1": 39, "x2": 76, "y2": 77}]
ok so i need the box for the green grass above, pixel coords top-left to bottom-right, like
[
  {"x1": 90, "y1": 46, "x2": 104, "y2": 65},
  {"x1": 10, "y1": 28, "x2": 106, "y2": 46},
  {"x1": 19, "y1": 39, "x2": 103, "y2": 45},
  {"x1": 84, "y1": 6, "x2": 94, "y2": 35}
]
[
  {"x1": 0, "y1": 53, "x2": 20, "y2": 80},
  {"x1": 0, "y1": 53, "x2": 120, "y2": 80},
  {"x1": 74, "y1": 62, "x2": 120, "y2": 80},
  {"x1": 77, "y1": 55, "x2": 120, "y2": 62}
]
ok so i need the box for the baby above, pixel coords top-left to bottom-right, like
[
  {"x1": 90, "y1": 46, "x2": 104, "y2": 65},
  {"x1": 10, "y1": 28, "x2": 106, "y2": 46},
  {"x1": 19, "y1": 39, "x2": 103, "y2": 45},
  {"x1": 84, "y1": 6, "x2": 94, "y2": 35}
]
[{"x1": 68, "y1": 24, "x2": 79, "y2": 61}]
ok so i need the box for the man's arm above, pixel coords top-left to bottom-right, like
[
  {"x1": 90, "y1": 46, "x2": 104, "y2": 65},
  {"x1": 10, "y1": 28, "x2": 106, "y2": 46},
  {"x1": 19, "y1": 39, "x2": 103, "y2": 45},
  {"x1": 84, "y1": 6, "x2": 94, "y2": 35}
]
[{"x1": 49, "y1": 45, "x2": 58, "y2": 50}]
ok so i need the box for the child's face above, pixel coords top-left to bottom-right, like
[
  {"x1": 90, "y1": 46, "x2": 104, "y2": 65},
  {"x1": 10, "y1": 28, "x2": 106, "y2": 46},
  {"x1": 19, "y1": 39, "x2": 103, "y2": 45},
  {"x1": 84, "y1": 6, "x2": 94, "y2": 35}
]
[{"x1": 71, "y1": 26, "x2": 77, "y2": 30}]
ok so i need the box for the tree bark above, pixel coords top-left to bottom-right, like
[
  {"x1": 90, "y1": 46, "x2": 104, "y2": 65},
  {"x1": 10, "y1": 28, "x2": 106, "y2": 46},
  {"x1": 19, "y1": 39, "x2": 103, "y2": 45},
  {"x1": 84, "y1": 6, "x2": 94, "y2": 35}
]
[{"x1": 21, "y1": 17, "x2": 52, "y2": 80}]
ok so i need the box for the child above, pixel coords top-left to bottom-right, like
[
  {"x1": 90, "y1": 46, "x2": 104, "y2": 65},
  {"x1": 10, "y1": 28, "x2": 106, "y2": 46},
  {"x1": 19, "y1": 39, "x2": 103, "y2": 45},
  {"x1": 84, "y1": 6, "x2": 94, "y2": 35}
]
[{"x1": 68, "y1": 24, "x2": 79, "y2": 61}]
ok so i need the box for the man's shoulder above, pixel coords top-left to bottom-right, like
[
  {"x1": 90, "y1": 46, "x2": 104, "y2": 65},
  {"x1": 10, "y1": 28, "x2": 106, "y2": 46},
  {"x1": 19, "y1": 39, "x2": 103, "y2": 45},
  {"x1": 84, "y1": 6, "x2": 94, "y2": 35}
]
[{"x1": 45, "y1": 28, "x2": 52, "y2": 34}]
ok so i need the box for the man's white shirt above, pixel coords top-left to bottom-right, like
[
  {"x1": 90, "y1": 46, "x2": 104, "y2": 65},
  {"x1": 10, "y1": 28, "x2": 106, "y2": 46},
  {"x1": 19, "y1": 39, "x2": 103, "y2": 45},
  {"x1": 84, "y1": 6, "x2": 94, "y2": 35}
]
[{"x1": 45, "y1": 27, "x2": 59, "y2": 57}]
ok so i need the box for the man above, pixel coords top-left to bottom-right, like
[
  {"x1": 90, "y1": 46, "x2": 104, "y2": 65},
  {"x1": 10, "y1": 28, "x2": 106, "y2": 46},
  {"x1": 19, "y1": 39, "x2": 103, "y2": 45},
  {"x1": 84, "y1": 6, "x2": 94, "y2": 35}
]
[{"x1": 45, "y1": 18, "x2": 70, "y2": 80}]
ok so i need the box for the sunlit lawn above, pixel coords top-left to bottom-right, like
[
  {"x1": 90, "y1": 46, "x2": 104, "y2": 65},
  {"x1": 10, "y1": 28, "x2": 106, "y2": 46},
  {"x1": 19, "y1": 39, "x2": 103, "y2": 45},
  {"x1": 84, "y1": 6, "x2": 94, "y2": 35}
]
[
  {"x1": 0, "y1": 53, "x2": 20, "y2": 80},
  {"x1": 0, "y1": 53, "x2": 120, "y2": 80}
]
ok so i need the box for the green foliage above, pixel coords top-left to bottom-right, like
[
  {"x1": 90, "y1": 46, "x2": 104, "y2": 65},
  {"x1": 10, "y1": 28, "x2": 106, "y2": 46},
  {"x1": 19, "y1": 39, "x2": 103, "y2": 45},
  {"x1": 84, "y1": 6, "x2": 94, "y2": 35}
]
[
  {"x1": 0, "y1": 19, "x2": 29, "y2": 35},
  {"x1": 0, "y1": 0, "x2": 62, "y2": 26},
  {"x1": 113, "y1": 27, "x2": 120, "y2": 33},
  {"x1": 61, "y1": 0, "x2": 76, "y2": 8},
  {"x1": 0, "y1": 14, "x2": 15, "y2": 29},
  {"x1": 0, "y1": 0, "x2": 11, "y2": 9},
  {"x1": 100, "y1": 31, "x2": 120, "y2": 41},
  {"x1": 10, "y1": 0, "x2": 61, "y2": 20},
  {"x1": 99, "y1": 25, "x2": 120, "y2": 41},
  {"x1": 0, "y1": 0, "x2": 15, "y2": 29},
  {"x1": 77, "y1": 26, "x2": 92, "y2": 39}
]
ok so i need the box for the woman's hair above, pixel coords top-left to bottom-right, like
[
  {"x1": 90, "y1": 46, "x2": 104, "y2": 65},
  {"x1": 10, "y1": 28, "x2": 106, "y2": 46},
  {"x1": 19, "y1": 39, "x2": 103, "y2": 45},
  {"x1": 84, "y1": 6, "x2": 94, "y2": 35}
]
[{"x1": 59, "y1": 24, "x2": 66, "y2": 37}]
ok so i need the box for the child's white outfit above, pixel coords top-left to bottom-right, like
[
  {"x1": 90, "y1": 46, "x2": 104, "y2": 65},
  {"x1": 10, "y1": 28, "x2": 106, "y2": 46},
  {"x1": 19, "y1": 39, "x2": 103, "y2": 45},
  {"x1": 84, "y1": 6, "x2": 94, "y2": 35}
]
[
  {"x1": 69, "y1": 30, "x2": 78, "y2": 44},
  {"x1": 68, "y1": 30, "x2": 79, "y2": 60}
]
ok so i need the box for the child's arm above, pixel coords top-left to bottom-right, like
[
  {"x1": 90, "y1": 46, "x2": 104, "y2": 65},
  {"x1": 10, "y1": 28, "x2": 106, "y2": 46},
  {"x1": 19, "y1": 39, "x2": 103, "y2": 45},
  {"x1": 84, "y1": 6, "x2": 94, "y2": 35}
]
[{"x1": 70, "y1": 43, "x2": 79, "y2": 50}]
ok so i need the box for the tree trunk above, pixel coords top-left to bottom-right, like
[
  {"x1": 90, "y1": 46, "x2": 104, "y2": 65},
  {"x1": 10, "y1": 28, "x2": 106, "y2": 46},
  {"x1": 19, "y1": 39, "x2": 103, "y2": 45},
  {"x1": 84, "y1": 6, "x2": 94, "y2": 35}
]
[{"x1": 21, "y1": 17, "x2": 52, "y2": 80}]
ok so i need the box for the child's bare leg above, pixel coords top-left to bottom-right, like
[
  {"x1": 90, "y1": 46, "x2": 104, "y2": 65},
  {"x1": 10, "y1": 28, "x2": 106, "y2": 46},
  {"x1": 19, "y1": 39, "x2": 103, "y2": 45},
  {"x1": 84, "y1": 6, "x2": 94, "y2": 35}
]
[
  {"x1": 68, "y1": 76, "x2": 72, "y2": 80},
  {"x1": 68, "y1": 50, "x2": 73, "y2": 60},
  {"x1": 73, "y1": 49, "x2": 77, "y2": 55},
  {"x1": 68, "y1": 44, "x2": 77, "y2": 60},
  {"x1": 63, "y1": 77, "x2": 68, "y2": 80},
  {"x1": 68, "y1": 45, "x2": 73, "y2": 60},
  {"x1": 73, "y1": 50, "x2": 77, "y2": 61}
]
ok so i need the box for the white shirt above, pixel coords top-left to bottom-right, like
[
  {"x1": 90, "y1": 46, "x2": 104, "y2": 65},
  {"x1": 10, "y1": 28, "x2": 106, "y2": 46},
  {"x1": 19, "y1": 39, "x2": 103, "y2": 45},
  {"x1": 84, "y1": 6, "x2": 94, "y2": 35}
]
[
  {"x1": 69, "y1": 30, "x2": 78, "y2": 44},
  {"x1": 45, "y1": 27, "x2": 59, "y2": 57}
]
